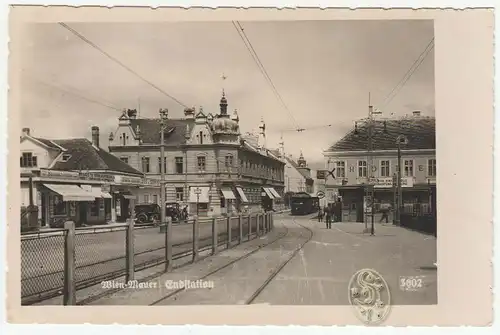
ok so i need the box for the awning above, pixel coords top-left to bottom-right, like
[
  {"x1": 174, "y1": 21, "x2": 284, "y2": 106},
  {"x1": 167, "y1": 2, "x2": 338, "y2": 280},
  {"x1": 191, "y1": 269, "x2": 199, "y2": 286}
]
[
  {"x1": 220, "y1": 188, "x2": 236, "y2": 200},
  {"x1": 262, "y1": 187, "x2": 275, "y2": 199},
  {"x1": 83, "y1": 186, "x2": 113, "y2": 199},
  {"x1": 236, "y1": 187, "x2": 249, "y2": 203},
  {"x1": 189, "y1": 186, "x2": 210, "y2": 203},
  {"x1": 101, "y1": 192, "x2": 113, "y2": 199},
  {"x1": 43, "y1": 184, "x2": 96, "y2": 202},
  {"x1": 268, "y1": 188, "x2": 281, "y2": 198},
  {"x1": 122, "y1": 194, "x2": 136, "y2": 200}
]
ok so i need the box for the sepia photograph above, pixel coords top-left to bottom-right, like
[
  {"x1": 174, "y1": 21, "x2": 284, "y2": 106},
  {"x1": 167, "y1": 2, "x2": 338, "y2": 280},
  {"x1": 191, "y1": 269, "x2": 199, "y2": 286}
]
[{"x1": 7, "y1": 6, "x2": 493, "y2": 327}]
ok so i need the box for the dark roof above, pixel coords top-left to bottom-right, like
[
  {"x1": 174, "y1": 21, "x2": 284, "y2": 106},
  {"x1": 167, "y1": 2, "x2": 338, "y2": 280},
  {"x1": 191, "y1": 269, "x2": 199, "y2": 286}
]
[
  {"x1": 51, "y1": 138, "x2": 143, "y2": 175},
  {"x1": 130, "y1": 118, "x2": 195, "y2": 146},
  {"x1": 328, "y1": 116, "x2": 436, "y2": 152},
  {"x1": 285, "y1": 156, "x2": 313, "y2": 182},
  {"x1": 32, "y1": 137, "x2": 62, "y2": 150}
]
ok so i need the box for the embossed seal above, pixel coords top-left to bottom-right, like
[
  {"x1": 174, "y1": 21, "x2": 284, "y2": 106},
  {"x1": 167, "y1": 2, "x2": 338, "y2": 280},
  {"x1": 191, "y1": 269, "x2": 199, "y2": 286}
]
[{"x1": 348, "y1": 268, "x2": 391, "y2": 325}]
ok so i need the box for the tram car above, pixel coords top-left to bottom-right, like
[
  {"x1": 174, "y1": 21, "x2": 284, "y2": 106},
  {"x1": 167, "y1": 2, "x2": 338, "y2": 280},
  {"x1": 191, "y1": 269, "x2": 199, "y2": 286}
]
[{"x1": 290, "y1": 192, "x2": 320, "y2": 215}]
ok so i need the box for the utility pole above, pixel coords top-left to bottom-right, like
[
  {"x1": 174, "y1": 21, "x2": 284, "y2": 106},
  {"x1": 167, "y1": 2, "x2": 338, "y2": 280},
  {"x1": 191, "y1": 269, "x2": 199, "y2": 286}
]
[
  {"x1": 366, "y1": 95, "x2": 375, "y2": 235},
  {"x1": 159, "y1": 108, "x2": 168, "y2": 226},
  {"x1": 395, "y1": 135, "x2": 408, "y2": 226}
]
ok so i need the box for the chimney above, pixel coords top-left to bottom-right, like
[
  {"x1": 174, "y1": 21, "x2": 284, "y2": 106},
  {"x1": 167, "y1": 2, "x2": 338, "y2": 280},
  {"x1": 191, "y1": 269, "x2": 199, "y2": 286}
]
[
  {"x1": 91, "y1": 126, "x2": 100, "y2": 148},
  {"x1": 127, "y1": 109, "x2": 138, "y2": 119},
  {"x1": 184, "y1": 107, "x2": 195, "y2": 119},
  {"x1": 412, "y1": 110, "x2": 421, "y2": 117},
  {"x1": 22, "y1": 127, "x2": 30, "y2": 136}
]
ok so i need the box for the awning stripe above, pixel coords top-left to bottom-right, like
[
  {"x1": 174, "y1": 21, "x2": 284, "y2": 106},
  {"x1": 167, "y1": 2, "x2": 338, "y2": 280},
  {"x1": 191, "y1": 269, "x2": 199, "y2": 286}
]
[
  {"x1": 43, "y1": 183, "x2": 96, "y2": 202},
  {"x1": 268, "y1": 188, "x2": 281, "y2": 198},
  {"x1": 220, "y1": 188, "x2": 236, "y2": 200},
  {"x1": 236, "y1": 187, "x2": 249, "y2": 203},
  {"x1": 263, "y1": 187, "x2": 275, "y2": 199}
]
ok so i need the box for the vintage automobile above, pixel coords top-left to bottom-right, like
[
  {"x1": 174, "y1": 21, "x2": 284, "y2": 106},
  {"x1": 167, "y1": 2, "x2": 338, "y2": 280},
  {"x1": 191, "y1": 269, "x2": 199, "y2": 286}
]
[
  {"x1": 134, "y1": 203, "x2": 161, "y2": 224},
  {"x1": 135, "y1": 202, "x2": 188, "y2": 224}
]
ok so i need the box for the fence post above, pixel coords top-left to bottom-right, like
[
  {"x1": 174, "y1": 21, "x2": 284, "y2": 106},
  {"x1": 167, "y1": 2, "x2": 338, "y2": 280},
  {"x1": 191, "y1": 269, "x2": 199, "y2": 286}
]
[
  {"x1": 248, "y1": 214, "x2": 252, "y2": 241},
  {"x1": 263, "y1": 213, "x2": 267, "y2": 233},
  {"x1": 125, "y1": 214, "x2": 135, "y2": 283},
  {"x1": 192, "y1": 216, "x2": 199, "y2": 263},
  {"x1": 63, "y1": 221, "x2": 76, "y2": 305},
  {"x1": 238, "y1": 215, "x2": 243, "y2": 244},
  {"x1": 226, "y1": 216, "x2": 231, "y2": 249},
  {"x1": 165, "y1": 216, "x2": 172, "y2": 272},
  {"x1": 212, "y1": 217, "x2": 218, "y2": 255}
]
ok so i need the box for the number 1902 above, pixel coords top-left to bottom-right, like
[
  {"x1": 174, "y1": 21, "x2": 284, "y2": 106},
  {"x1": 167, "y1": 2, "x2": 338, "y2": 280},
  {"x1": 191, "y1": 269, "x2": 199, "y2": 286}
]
[{"x1": 399, "y1": 276, "x2": 424, "y2": 291}]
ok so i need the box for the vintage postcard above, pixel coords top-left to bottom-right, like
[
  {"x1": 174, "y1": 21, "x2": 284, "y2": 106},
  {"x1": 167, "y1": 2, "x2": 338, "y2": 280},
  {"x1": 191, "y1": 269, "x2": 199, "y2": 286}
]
[{"x1": 6, "y1": 6, "x2": 494, "y2": 326}]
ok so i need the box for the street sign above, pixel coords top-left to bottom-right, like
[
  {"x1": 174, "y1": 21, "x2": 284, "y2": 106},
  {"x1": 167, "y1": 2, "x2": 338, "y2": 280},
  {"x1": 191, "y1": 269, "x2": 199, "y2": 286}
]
[
  {"x1": 316, "y1": 191, "x2": 325, "y2": 199},
  {"x1": 316, "y1": 170, "x2": 326, "y2": 180}
]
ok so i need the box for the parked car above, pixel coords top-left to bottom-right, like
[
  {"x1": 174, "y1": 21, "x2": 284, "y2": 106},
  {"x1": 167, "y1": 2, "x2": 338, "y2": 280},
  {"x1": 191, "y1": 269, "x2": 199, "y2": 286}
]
[{"x1": 134, "y1": 203, "x2": 161, "y2": 224}]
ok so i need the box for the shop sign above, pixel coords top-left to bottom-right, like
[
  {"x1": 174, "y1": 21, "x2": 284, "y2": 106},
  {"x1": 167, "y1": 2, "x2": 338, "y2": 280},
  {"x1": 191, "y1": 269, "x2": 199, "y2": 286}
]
[
  {"x1": 372, "y1": 177, "x2": 414, "y2": 188},
  {"x1": 40, "y1": 169, "x2": 80, "y2": 180},
  {"x1": 115, "y1": 175, "x2": 142, "y2": 185},
  {"x1": 101, "y1": 184, "x2": 111, "y2": 192},
  {"x1": 142, "y1": 178, "x2": 161, "y2": 187},
  {"x1": 79, "y1": 172, "x2": 115, "y2": 183}
]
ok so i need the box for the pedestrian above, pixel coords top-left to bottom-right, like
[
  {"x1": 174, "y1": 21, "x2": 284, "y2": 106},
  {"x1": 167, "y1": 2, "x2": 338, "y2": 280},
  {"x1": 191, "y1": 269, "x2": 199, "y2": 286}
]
[
  {"x1": 324, "y1": 206, "x2": 330, "y2": 228},
  {"x1": 326, "y1": 205, "x2": 333, "y2": 229},
  {"x1": 379, "y1": 203, "x2": 390, "y2": 223},
  {"x1": 318, "y1": 207, "x2": 323, "y2": 222}
]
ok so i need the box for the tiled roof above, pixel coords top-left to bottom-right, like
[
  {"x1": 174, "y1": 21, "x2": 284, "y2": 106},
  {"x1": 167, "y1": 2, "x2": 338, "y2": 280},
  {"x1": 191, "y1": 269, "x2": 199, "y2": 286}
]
[
  {"x1": 328, "y1": 116, "x2": 436, "y2": 152},
  {"x1": 51, "y1": 138, "x2": 143, "y2": 175},
  {"x1": 285, "y1": 156, "x2": 313, "y2": 182},
  {"x1": 130, "y1": 118, "x2": 195, "y2": 146},
  {"x1": 32, "y1": 137, "x2": 63, "y2": 150}
]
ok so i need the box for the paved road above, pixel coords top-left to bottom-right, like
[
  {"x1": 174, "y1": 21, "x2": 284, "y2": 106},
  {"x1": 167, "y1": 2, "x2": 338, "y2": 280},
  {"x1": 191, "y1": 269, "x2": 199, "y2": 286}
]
[
  {"x1": 89, "y1": 214, "x2": 437, "y2": 306},
  {"x1": 21, "y1": 215, "x2": 266, "y2": 303}
]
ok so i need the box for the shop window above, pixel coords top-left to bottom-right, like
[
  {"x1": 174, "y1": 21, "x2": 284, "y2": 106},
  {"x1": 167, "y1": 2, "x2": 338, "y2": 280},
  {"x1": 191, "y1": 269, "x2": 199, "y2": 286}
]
[
  {"x1": 90, "y1": 199, "x2": 99, "y2": 216},
  {"x1": 53, "y1": 195, "x2": 66, "y2": 215},
  {"x1": 175, "y1": 187, "x2": 184, "y2": 202}
]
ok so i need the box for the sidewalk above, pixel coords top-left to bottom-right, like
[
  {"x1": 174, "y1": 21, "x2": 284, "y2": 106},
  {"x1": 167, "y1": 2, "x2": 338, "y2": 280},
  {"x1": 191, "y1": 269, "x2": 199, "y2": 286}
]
[{"x1": 253, "y1": 220, "x2": 437, "y2": 305}]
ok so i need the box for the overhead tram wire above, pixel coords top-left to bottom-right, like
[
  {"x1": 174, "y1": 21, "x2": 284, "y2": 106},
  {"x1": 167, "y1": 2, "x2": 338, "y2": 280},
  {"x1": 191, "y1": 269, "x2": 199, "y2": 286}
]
[
  {"x1": 378, "y1": 37, "x2": 435, "y2": 111},
  {"x1": 28, "y1": 75, "x2": 122, "y2": 112},
  {"x1": 58, "y1": 22, "x2": 189, "y2": 109},
  {"x1": 272, "y1": 38, "x2": 435, "y2": 135},
  {"x1": 232, "y1": 21, "x2": 301, "y2": 131}
]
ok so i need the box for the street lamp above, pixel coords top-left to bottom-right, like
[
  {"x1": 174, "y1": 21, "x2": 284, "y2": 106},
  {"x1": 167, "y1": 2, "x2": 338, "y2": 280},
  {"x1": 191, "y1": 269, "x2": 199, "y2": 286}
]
[
  {"x1": 395, "y1": 134, "x2": 409, "y2": 226},
  {"x1": 159, "y1": 108, "x2": 168, "y2": 226},
  {"x1": 193, "y1": 187, "x2": 202, "y2": 217}
]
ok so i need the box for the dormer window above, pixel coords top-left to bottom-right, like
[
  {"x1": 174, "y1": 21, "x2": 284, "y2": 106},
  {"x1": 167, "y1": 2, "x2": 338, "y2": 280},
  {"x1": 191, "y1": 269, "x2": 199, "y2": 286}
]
[
  {"x1": 61, "y1": 154, "x2": 72, "y2": 162},
  {"x1": 121, "y1": 132, "x2": 127, "y2": 146},
  {"x1": 199, "y1": 131, "x2": 203, "y2": 144}
]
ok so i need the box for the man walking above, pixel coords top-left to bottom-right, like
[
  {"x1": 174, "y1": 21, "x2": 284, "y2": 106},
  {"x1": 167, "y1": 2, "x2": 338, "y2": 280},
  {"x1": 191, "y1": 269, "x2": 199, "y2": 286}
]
[
  {"x1": 318, "y1": 207, "x2": 323, "y2": 223},
  {"x1": 379, "y1": 203, "x2": 390, "y2": 223},
  {"x1": 326, "y1": 205, "x2": 333, "y2": 229},
  {"x1": 324, "y1": 205, "x2": 330, "y2": 229}
]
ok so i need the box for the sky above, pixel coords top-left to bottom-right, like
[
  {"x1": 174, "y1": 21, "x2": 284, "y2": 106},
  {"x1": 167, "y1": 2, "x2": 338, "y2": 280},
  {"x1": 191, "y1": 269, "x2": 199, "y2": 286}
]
[{"x1": 17, "y1": 20, "x2": 434, "y2": 165}]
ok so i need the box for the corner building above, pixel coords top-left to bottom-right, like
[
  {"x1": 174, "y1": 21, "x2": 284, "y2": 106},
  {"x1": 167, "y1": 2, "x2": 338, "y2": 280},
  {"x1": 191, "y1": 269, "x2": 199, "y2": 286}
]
[
  {"x1": 323, "y1": 112, "x2": 436, "y2": 222},
  {"x1": 108, "y1": 91, "x2": 285, "y2": 217}
]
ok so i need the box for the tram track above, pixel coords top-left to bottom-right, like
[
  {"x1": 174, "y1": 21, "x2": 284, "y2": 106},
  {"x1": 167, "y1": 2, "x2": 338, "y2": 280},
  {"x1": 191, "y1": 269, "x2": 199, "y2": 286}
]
[{"x1": 149, "y1": 218, "x2": 314, "y2": 306}]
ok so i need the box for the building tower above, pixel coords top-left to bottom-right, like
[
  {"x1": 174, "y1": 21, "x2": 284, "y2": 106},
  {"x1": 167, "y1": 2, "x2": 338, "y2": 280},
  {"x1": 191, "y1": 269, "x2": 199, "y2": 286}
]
[
  {"x1": 257, "y1": 117, "x2": 266, "y2": 150},
  {"x1": 297, "y1": 150, "x2": 307, "y2": 167}
]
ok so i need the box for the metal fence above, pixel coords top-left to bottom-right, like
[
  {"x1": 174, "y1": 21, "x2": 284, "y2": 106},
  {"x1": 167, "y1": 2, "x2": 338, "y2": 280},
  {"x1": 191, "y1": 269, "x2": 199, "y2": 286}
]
[{"x1": 21, "y1": 212, "x2": 274, "y2": 305}]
